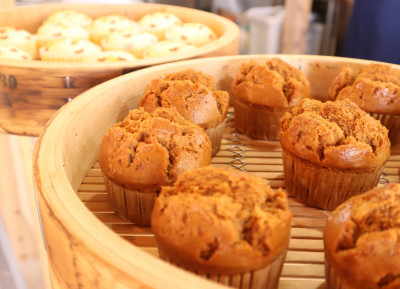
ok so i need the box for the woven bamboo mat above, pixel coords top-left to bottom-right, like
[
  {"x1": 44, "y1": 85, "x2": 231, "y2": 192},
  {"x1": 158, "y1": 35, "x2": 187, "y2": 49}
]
[{"x1": 77, "y1": 114, "x2": 400, "y2": 289}]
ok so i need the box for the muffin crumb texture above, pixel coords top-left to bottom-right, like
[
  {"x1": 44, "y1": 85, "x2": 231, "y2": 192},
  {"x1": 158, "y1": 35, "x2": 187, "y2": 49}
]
[
  {"x1": 280, "y1": 98, "x2": 390, "y2": 169},
  {"x1": 329, "y1": 64, "x2": 400, "y2": 114},
  {"x1": 99, "y1": 107, "x2": 211, "y2": 189},
  {"x1": 151, "y1": 167, "x2": 292, "y2": 274},
  {"x1": 232, "y1": 57, "x2": 311, "y2": 107},
  {"x1": 325, "y1": 183, "x2": 400, "y2": 288},
  {"x1": 162, "y1": 69, "x2": 216, "y2": 89},
  {"x1": 140, "y1": 78, "x2": 229, "y2": 129},
  {"x1": 334, "y1": 185, "x2": 400, "y2": 252}
]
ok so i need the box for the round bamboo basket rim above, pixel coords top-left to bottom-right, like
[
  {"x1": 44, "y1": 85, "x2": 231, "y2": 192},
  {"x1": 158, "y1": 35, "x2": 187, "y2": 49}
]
[
  {"x1": 33, "y1": 54, "x2": 389, "y2": 289},
  {"x1": 0, "y1": 3, "x2": 239, "y2": 69}
]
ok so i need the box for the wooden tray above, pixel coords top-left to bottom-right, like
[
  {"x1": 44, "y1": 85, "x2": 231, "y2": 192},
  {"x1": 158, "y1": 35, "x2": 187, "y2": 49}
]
[
  {"x1": 33, "y1": 55, "x2": 400, "y2": 289},
  {"x1": 0, "y1": 3, "x2": 239, "y2": 136}
]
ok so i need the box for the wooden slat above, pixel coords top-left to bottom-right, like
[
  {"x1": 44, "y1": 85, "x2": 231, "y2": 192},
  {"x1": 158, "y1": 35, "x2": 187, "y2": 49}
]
[
  {"x1": 267, "y1": 181, "x2": 286, "y2": 189},
  {"x1": 279, "y1": 278, "x2": 325, "y2": 289},
  {"x1": 281, "y1": 0, "x2": 313, "y2": 54},
  {"x1": 77, "y1": 192, "x2": 108, "y2": 202},
  {"x1": 282, "y1": 263, "x2": 324, "y2": 278},
  {"x1": 106, "y1": 224, "x2": 153, "y2": 235},
  {"x1": 220, "y1": 145, "x2": 283, "y2": 154},
  {"x1": 76, "y1": 122, "x2": 400, "y2": 289},
  {"x1": 385, "y1": 160, "x2": 400, "y2": 168},
  {"x1": 212, "y1": 156, "x2": 283, "y2": 165},
  {"x1": 285, "y1": 251, "x2": 324, "y2": 263},
  {"x1": 122, "y1": 235, "x2": 157, "y2": 247},
  {"x1": 142, "y1": 247, "x2": 159, "y2": 257},
  {"x1": 93, "y1": 212, "x2": 130, "y2": 224},
  {"x1": 86, "y1": 168, "x2": 103, "y2": 177},
  {"x1": 388, "y1": 154, "x2": 400, "y2": 161},
  {"x1": 81, "y1": 176, "x2": 104, "y2": 184},
  {"x1": 288, "y1": 239, "x2": 324, "y2": 252},
  {"x1": 78, "y1": 184, "x2": 106, "y2": 192},
  {"x1": 382, "y1": 167, "x2": 400, "y2": 174},
  {"x1": 83, "y1": 202, "x2": 112, "y2": 212},
  {"x1": 289, "y1": 207, "x2": 330, "y2": 218},
  {"x1": 385, "y1": 175, "x2": 400, "y2": 182},
  {"x1": 290, "y1": 228, "x2": 323, "y2": 239},
  {"x1": 291, "y1": 217, "x2": 327, "y2": 230}
]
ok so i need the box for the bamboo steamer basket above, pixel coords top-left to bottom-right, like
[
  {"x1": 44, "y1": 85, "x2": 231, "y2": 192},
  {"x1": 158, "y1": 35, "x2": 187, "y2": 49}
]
[
  {"x1": 0, "y1": 3, "x2": 239, "y2": 136},
  {"x1": 33, "y1": 55, "x2": 400, "y2": 289}
]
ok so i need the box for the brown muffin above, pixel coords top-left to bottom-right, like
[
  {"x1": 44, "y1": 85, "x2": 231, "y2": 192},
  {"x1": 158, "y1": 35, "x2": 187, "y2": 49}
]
[
  {"x1": 140, "y1": 78, "x2": 229, "y2": 155},
  {"x1": 232, "y1": 57, "x2": 311, "y2": 140},
  {"x1": 324, "y1": 183, "x2": 400, "y2": 289},
  {"x1": 280, "y1": 98, "x2": 391, "y2": 210},
  {"x1": 162, "y1": 69, "x2": 216, "y2": 90},
  {"x1": 329, "y1": 63, "x2": 400, "y2": 146},
  {"x1": 99, "y1": 107, "x2": 211, "y2": 225},
  {"x1": 151, "y1": 166, "x2": 292, "y2": 289}
]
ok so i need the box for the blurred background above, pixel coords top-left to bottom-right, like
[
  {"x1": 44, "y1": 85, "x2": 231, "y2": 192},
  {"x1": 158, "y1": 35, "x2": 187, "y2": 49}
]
[
  {"x1": 13, "y1": 0, "x2": 355, "y2": 58},
  {"x1": 11, "y1": 0, "x2": 400, "y2": 64}
]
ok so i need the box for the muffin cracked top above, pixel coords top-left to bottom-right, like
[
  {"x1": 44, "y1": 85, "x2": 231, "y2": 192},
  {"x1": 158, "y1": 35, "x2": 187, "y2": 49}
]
[
  {"x1": 140, "y1": 78, "x2": 229, "y2": 129},
  {"x1": 151, "y1": 167, "x2": 292, "y2": 274},
  {"x1": 162, "y1": 69, "x2": 216, "y2": 90},
  {"x1": 325, "y1": 183, "x2": 400, "y2": 289},
  {"x1": 280, "y1": 98, "x2": 390, "y2": 169},
  {"x1": 329, "y1": 63, "x2": 400, "y2": 114},
  {"x1": 232, "y1": 57, "x2": 311, "y2": 107},
  {"x1": 99, "y1": 107, "x2": 211, "y2": 189}
]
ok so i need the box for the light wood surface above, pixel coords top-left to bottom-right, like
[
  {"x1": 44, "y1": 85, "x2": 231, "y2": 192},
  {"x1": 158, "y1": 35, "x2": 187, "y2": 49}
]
[
  {"x1": 0, "y1": 3, "x2": 239, "y2": 136},
  {"x1": 33, "y1": 55, "x2": 400, "y2": 289},
  {"x1": 0, "y1": 134, "x2": 51, "y2": 289},
  {"x1": 281, "y1": 0, "x2": 313, "y2": 54},
  {"x1": 0, "y1": 0, "x2": 14, "y2": 9}
]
